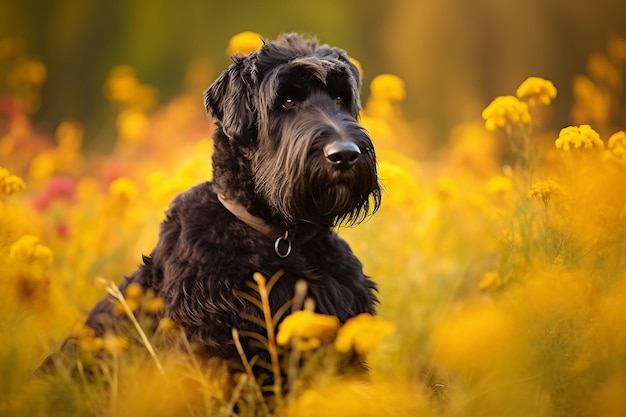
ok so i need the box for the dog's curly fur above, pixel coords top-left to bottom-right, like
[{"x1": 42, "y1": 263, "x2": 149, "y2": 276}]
[{"x1": 48, "y1": 33, "x2": 381, "y2": 368}]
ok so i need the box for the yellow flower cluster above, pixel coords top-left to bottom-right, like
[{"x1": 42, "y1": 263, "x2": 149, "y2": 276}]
[
  {"x1": 478, "y1": 271, "x2": 511, "y2": 291},
  {"x1": 122, "y1": 282, "x2": 144, "y2": 312},
  {"x1": 226, "y1": 31, "x2": 263, "y2": 56},
  {"x1": 72, "y1": 326, "x2": 129, "y2": 355},
  {"x1": 27, "y1": 122, "x2": 85, "y2": 182},
  {"x1": 74, "y1": 326, "x2": 105, "y2": 352},
  {"x1": 334, "y1": 313, "x2": 395, "y2": 355},
  {"x1": 482, "y1": 95, "x2": 531, "y2": 131},
  {"x1": 109, "y1": 176, "x2": 138, "y2": 204},
  {"x1": 116, "y1": 108, "x2": 151, "y2": 143},
  {"x1": 9, "y1": 235, "x2": 53, "y2": 266},
  {"x1": 364, "y1": 74, "x2": 406, "y2": 120},
  {"x1": 103, "y1": 66, "x2": 157, "y2": 146},
  {"x1": 276, "y1": 310, "x2": 394, "y2": 355},
  {"x1": 0, "y1": 167, "x2": 26, "y2": 198},
  {"x1": 486, "y1": 174, "x2": 513, "y2": 195},
  {"x1": 1, "y1": 38, "x2": 47, "y2": 113},
  {"x1": 115, "y1": 281, "x2": 166, "y2": 315},
  {"x1": 527, "y1": 179, "x2": 560, "y2": 204},
  {"x1": 606, "y1": 130, "x2": 626, "y2": 163},
  {"x1": 516, "y1": 76, "x2": 557, "y2": 106},
  {"x1": 7, "y1": 235, "x2": 55, "y2": 311},
  {"x1": 555, "y1": 124, "x2": 604, "y2": 151},
  {"x1": 8, "y1": 57, "x2": 47, "y2": 87},
  {"x1": 55, "y1": 121, "x2": 83, "y2": 152},
  {"x1": 482, "y1": 76, "x2": 558, "y2": 136},
  {"x1": 276, "y1": 310, "x2": 339, "y2": 351},
  {"x1": 369, "y1": 74, "x2": 406, "y2": 102}
]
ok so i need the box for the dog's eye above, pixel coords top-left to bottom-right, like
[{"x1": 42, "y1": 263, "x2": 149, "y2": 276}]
[
  {"x1": 335, "y1": 96, "x2": 343, "y2": 105},
  {"x1": 282, "y1": 98, "x2": 296, "y2": 109}
]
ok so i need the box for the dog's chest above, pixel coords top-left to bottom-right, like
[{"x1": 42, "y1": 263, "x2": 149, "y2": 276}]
[{"x1": 161, "y1": 183, "x2": 375, "y2": 327}]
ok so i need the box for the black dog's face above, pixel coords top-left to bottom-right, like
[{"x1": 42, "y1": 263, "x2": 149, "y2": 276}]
[{"x1": 205, "y1": 34, "x2": 381, "y2": 228}]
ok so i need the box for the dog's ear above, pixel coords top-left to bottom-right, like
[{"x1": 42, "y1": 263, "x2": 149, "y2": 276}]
[{"x1": 204, "y1": 57, "x2": 257, "y2": 145}]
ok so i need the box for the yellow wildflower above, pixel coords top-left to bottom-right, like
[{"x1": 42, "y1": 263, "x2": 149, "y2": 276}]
[
  {"x1": 587, "y1": 53, "x2": 621, "y2": 90},
  {"x1": 376, "y1": 160, "x2": 421, "y2": 209},
  {"x1": 516, "y1": 77, "x2": 557, "y2": 106},
  {"x1": 104, "y1": 65, "x2": 139, "y2": 104},
  {"x1": 334, "y1": 313, "x2": 395, "y2": 355},
  {"x1": 482, "y1": 95, "x2": 531, "y2": 131},
  {"x1": 28, "y1": 152, "x2": 55, "y2": 183},
  {"x1": 125, "y1": 282, "x2": 143, "y2": 301},
  {"x1": 158, "y1": 317, "x2": 177, "y2": 331},
  {"x1": 226, "y1": 31, "x2": 263, "y2": 56},
  {"x1": 118, "y1": 282, "x2": 143, "y2": 312},
  {"x1": 486, "y1": 175, "x2": 513, "y2": 195},
  {"x1": 571, "y1": 75, "x2": 610, "y2": 126},
  {"x1": 276, "y1": 310, "x2": 340, "y2": 351},
  {"x1": 145, "y1": 296, "x2": 166, "y2": 313},
  {"x1": 369, "y1": 74, "x2": 406, "y2": 102},
  {"x1": 109, "y1": 177, "x2": 138, "y2": 204},
  {"x1": 555, "y1": 125, "x2": 604, "y2": 151},
  {"x1": 103, "y1": 334, "x2": 129, "y2": 354},
  {"x1": 74, "y1": 327, "x2": 105, "y2": 353},
  {"x1": 606, "y1": 130, "x2": 626, "y2": 164},
  {"x1": 22, "y1": 59, "x2": 47, "y2": 86},
  {"x1": 0, "y1": 167, "x2": 26, "y2": 198},
  {"x1": 116, "y1": 108, "x2": 150, "y2": 143},
  {"x1": 608, "y1": 36, "x2": 626, "y2": 63},
  {"x1": 55, "y1": 121, "x2": 83, "y2": 152},
  {"x1": 478, "y1": 271, "x2": 511, "y2": 291},
  {"x1": 528, "y1": 179, "x2": 560, "y2": 204},
  {"x1": 9, "y1": 235, "x2": 53, "y2": 266},
  {"x1": 7, "y1": 58, "x2": 47, "y2": 88}
]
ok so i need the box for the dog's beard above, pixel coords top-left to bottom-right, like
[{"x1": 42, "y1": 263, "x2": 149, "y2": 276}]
[
  {"x1": 314, "y1": 183, "x2": 367, "y2": 224},
  {"x1": 260, "y1": 157, "x2": 380, "y2": 228}
]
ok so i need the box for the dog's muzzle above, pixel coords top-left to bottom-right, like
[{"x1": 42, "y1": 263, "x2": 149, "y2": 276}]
[{"x1": 323, "y1": 140, "x2": 361, "y2": 171}]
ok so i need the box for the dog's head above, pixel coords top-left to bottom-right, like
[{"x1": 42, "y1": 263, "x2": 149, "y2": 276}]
[{"x1": 205, "y1": 33, "x2": 381, "y2": 228}]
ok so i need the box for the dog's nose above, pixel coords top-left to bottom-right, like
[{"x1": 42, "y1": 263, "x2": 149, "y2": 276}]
[{"x1": 324, "y1": 141, "x2": 361, "y2": 170}]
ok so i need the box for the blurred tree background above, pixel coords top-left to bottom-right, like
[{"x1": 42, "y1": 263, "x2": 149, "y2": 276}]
[{"x1": 1, "y1": 0, "x2": 625, "y2": 149}]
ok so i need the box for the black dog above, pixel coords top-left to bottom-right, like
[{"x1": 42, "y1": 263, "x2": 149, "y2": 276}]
[{"x1": 50, "y1": 33, "x2": 381, "y2": 369}]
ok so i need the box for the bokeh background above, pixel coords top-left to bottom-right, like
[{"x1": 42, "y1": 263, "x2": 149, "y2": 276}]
[
  {"x1": 2, "y1": 0, "x2": 626, "y2": 147},
  {"x1": 2, "y1": 2, "x2": 626, "y2": 416}
]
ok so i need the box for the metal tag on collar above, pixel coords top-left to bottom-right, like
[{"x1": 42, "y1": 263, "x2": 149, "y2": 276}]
[{"x1": 274, "y1": 231, "x2": 292, "y2": 258}]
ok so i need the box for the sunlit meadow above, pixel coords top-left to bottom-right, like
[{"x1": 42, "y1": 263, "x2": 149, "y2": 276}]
[{"x1": 1, "y1": 33, "x2": 626, "y2": 416}]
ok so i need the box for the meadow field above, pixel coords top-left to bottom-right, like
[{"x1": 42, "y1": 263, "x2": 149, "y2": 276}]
[{"x1": 1, "y1": 33, "x2": 626, "y2": 416}]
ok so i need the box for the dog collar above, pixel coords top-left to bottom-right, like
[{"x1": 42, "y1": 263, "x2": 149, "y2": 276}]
[{"x1": 217, "y1": 193, "x2": 293, "y2": 258}]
